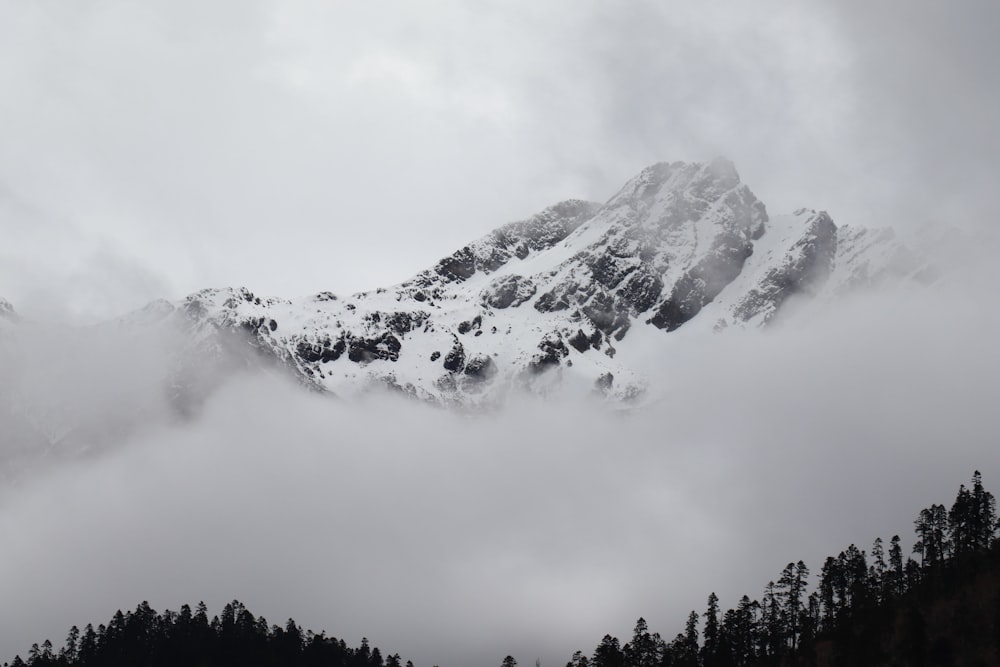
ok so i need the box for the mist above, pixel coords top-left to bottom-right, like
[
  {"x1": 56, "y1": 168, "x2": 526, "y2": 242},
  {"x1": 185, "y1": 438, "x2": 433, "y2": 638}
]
[{"x1": 1, "y1": 254, "x2": 997, "y2": 666}]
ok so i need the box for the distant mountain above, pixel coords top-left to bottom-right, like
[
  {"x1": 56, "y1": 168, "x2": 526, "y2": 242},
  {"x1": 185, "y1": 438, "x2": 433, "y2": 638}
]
[
  {"x1": 107, "y1": 158, "x2": 925, "y2": 407},
  {"x1": 0, "y1": 159, "x2": 931, "y2": 457}
]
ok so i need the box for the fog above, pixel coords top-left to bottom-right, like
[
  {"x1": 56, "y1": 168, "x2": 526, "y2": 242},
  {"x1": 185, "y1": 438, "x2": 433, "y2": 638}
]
[{"x1": 1, "y1": 259, "x2": 997, "y2": 666}]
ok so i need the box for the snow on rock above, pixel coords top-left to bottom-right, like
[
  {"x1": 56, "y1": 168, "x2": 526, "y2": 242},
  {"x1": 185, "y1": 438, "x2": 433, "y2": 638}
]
[{"x1": 125, "y1": 160, "x2": 924, "y2": 408}]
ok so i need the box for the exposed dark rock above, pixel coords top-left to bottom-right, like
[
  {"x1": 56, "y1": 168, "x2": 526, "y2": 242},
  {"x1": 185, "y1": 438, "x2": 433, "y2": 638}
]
[
  {"x1": 443, "y1": 339, "x2": 466, "y2": 372},
  {"x1": 367, "y1": 311, "x2": 429, "y2": 337},
  {"x1": 419, "y1": 200, "x2": 602, "y2": 290},
  {"x1": 594, "y1": 372, "x2": 614, "y2": 393},
  {"x1": 535, "y1": 280, "x2": 580, "y2": 313},
  {"x1": 613, "y1": 322, "x2": 630, "y2": 341},
  {"x1": 588, "y1": 252, "x2": 637, "y2": 290},
  {"x1": 296, "y1": 335, "x2": 346, "y2": 364},
  {"x1": 464, "y1": 354, "x2": 497, "y2": 381},
  {"x1": 529, "y1": 333, "x2": 569, "y2": 373},
  {"x1": 487, "y1": 199, "x2": 603, "y2": 263},
  {"x1": 347, "y1": 333, "x2": 401, "y2": 364},
  {"x1": 481, "y1": 275, "x2": 537, "y2": 309},
  {"x1": 435, "y1": 246, "x2": 478, "y2": 282},
  {"x1": 430, "y1": 351, "x2": 441, "y2": 362},
  {"x1": 618, "y1": 269, "x2": 663, "y2": 312},
  {"x1": 732, "y1": 211, "x2": 838, "y2": 323},
  {"x1": 457, "y1": 314, "x2": 482, "y2": 334},
  {"x1": 649, "y1": 231, "x2": 754, "y2": 331},
  {"x1": 568, "y1": 329, "x2": 591, "y2": 353},
  {"x1": 579, "y1": 291, "x2": 632, "y2": 338}
]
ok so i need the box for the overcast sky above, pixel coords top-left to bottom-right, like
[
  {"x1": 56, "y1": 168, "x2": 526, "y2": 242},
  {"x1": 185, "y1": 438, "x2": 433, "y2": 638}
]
[
  {"x1": 2, "y1": 1, "x2": 997, "y2": 323},
  {"x1": 2, "y1": 3, "x2": 999, "y2": 665}
]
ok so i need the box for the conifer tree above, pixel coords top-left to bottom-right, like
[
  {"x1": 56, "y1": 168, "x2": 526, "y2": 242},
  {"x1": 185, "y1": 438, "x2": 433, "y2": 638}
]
[
  {"x1": 623, "y1": 618, "x2": 662, "y2": 667},
  {"x1": 62, "y1": 626, "x2": 80, "y2": 663},
  {"x1": 870, "y1": 537, "x2": 887, "y2": 602},
  {"x1": 591, "y1": 635, "x2": 624, "y2": 667},
  {"x1": 702, "y1": 592, "x2": 720, "y2": 664},
  {"x1": 970, "y1": 470, "x2": 997, "y2": 550},
  {"x1": 914, "y1": 504, "x2": 950, "y2": 567},
  {"x1": 888, "y1": 535, "x2": 905, "y2": 597}
]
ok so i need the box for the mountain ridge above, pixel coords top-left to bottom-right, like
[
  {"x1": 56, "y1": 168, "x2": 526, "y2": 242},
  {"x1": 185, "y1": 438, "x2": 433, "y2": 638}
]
[{"x1": 0, "y1": 159, "x2": 928, "y2": 410}]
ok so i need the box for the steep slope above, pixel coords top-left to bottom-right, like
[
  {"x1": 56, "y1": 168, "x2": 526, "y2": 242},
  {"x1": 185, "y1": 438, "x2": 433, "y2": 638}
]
[{"x1": 137, "y1": 159, "x2": 927, "y2": 408}]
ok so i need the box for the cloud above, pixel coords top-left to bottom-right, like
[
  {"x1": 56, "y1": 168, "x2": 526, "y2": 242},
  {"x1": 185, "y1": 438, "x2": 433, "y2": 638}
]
[
  {"x1": 8, "y1": 0, "x2": 993, "y2": 315},
  {"x1": 0, "y1": 249, "x2": 997, "y2": 666}
]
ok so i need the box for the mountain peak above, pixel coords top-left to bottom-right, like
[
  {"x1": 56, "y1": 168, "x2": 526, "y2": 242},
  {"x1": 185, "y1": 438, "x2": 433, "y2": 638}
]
[
  {"x1": 105, "y1": 160, "x2": 922, "y2": 408},
  {"x1": 605, "y1": 158, "x2": 742, "y2": 210}
]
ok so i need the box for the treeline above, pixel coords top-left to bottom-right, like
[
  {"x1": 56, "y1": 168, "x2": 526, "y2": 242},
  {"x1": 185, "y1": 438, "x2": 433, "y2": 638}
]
[
  {"x1": 3, "y1": 599, "x2": 410, "y2": 667},
  {"x1": 561, "y1": 470, "x2": 1000, "y2": 667},
  {"x1": 9, "y1": 472, "x2": 1000, "y2": 667}
]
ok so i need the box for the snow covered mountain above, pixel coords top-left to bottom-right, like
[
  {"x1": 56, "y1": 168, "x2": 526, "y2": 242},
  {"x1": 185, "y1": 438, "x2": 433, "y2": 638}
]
[{"x1": 90, "y1": 158, "x2": 926, "y2": 408}]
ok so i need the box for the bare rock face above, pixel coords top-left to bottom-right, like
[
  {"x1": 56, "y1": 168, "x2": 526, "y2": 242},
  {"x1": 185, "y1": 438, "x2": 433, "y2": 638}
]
[
  {"x1": 417, "y1": 199, "x2": 604, "y2": 289},
  {"x1": 649, "y1": 231, "x2": 755, "y2": 331},
  {"x1": 481, "y1": 275, "x2": 537, "y2": 309},
  {"x1": 730, "y1": 210, "x2": 838, "y2": 324}
]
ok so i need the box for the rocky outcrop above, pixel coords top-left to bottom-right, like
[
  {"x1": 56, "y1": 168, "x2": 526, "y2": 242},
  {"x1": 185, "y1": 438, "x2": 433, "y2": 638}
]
[
  {"x1": 481, "y1": 275, "x2": 537, "y2": 309},
  {"x1": 731, "y1": 210, "x2": 838, "y2": 324}
]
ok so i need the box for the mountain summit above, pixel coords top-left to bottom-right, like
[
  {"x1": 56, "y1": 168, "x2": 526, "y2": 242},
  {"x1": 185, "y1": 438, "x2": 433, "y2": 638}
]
[
  {"x1": 103, "y1": 158, "x2": 919, "y2": 406},
  {"x1": 1, "y1": 160, "x2": 925, "y2": 411}
]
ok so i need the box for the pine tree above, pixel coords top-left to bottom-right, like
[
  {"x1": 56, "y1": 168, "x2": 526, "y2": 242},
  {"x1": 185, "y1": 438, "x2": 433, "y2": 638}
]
[
  {"x1": 970, "y1": 470, "x2": 997, "y2": 550},
  {"x1": 949, "y1": 484, "x2": 974, "y2": 556},
  {"x1": 702, "y1": 592, "x2": 720, "y2": 665},
  {"x1": 624, "y1": 617, "x2": 663, "y2": 667},
  {"x1": 818, "y1": 556, "x2": 838, "y2": 629},
  {"x1": 870, "y1": 537, "x2": 887, "y2": 602},
  {"x1": 776, "y1": 561, "x2": 809, "y2": 650},
  {"x1": 61, "y1": 625, "x2": 80, "y2": 663},
  {"x1": 914, "y1": 504, "x2": 950, "y2": 567},
  {"x1": 888, "y1": 535, "x2": 905, "y2": 597},
  {"x1": 502, "y1": 656, "x2": 518, "y2": 667},
  {"x1": 591, "y1": 635, "x2": 624, "y2": 667}
]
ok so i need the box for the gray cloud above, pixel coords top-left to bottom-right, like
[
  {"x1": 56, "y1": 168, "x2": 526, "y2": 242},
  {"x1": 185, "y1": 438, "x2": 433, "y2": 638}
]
[
  {"x1": 0, "y1": 257, "x2": 997, "y2": 665},
  {"x1": 4, "y1": 1, "x2": 994, "y2": 317},
  {"x1": 820, "y1": 0, "x2": 1000, "y2": 229}
]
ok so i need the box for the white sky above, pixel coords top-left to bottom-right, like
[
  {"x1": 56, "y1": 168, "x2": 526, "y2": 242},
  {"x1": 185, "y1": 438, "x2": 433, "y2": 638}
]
[{"x1": 3, "y1": 1, "x2": 997, "y2": 323}]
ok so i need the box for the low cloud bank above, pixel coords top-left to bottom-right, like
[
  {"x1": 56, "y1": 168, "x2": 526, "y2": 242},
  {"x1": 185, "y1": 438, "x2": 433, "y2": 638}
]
[{"x1": 0, "y1": 266, "x2": 997, "y2": 666}]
